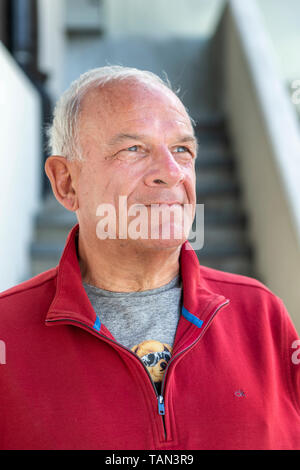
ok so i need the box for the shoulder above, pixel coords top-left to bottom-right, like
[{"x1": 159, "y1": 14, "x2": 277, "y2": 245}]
[
  {"x1": 200, "y1": 265, "x2": 271, "y2": 294},
  {"x1": 0, "y1": 268, "x2": 57, "y2": 300},
  {"x1": 199, "y1": 266, "x2": 299, "y2": 351},
  {"x1": 199, "y1": 265, "x2": 284, "y2": 314},
  {"x1": 0, "y1": 268, "x2": 57, "y2": 324}
]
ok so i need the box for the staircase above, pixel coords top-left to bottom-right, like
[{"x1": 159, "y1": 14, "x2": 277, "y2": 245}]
[
  {"x1": 30, "y1": 114, "x2": 255, "y2": 278},
  {"x1": 194, "y1": 115, "x2": 254, "y2": 276}
]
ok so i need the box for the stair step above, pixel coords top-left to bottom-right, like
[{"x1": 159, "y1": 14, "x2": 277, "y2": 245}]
[
  {"x1": 196, "y1": 179, "x2": 239, "y2": 197},
  {"x1": 34, "y1": 205, "x2": 248, "y2": 244},
  {"x1": 198, "y1": 242, "x2": 252, "y2": 258},
  {"x1": 41, "y1": 193, "x2": 244, "y2": 216},
  {"x1": 194, "y1": 120, "x2": 228, "y2": 145},
  {"x1": 30, "y1": 256, "x2": 254, "y2": 279},
  {"x1": 203, "y1": 209, "x2": 247, "y2": 226},
  {"x1": 31, "y1": 235, "x2": 252, "y2": 261},
  {"x1": 36, "y1": 204, "x2": 246, "y2": 228},
  {"x1": 195, "y1": 165, "x2": 240, "y2": 195},
  {"x1": 30, "y1": 239, "x2": 253, "y2": 278},
  {"x1": 195, "y1": 166, "x2": 237, "y2": 180},
  {"x1": 31, "y1": 260, "x2": 59, "y2": 277},
  {"x1": 42, "y1": 196, "x2": 71, "y2": 214},
  {"x1": 31, "y1": 243, "x2": 65, "y2": 258},
  {"x1": 36, "y1": 209, "x2": 77, "y2": 228},
  {"x1": 194, "y1": 114, "x2": 226, "y2": 131},
  {"x1": 198, "y1": 256, "x2": 254, "y2": 277},
  {"x1": 195, "y1": 151, "x2": 234, "y2": 170},
  {"x1": 197, "y1": 194, "x2": 241, "y2": 210},
  {"x1": 203, "y1": 227, "x2": 249, "y2": 247}
]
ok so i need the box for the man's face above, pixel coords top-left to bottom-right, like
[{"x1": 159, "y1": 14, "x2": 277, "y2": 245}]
[{"x1": 75, "y1": 79, "x2": 197, "y2": 249}]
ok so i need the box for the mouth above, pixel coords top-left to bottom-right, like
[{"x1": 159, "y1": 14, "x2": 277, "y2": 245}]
[{"x1": 144, "y1": 202, "x2": 184, "y2": 207}]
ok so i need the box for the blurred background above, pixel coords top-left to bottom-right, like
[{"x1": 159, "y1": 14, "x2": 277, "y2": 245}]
[{"x1": 1, "y1": 0, "x2": 300, "y2": 331}]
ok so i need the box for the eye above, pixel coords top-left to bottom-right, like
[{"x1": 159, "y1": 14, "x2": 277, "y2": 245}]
[
  {"x1": 127, "y1": 145, "x2": 139, "y2": 151},
  {"x1": 173, "y1": 145, "x2": 195, "y2": 161},
  {"x1": 114, "y1": 144, "x2": 147, "y2": 161},
  {"x1": 174, "y1": 146, "x2": 189, "y2": 153}
]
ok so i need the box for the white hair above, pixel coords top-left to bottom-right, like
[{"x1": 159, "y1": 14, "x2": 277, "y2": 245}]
[{"x1": 47, "y1": 65, "x2": 176, "y2": 161}]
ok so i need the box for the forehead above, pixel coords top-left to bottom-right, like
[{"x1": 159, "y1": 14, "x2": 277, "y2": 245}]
[{"x1": 78, "y1": 79, "x2": 193, "y2": 137}]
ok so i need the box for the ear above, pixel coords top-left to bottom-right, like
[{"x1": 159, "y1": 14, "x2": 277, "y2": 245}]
[{"x1": 45, "y1": 155, "x2": 79, "y2": 212}]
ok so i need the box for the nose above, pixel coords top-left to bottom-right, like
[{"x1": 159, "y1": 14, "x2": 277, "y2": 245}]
[{"x1": 144, "y1": 147, "x2": 185, "y2": 188}]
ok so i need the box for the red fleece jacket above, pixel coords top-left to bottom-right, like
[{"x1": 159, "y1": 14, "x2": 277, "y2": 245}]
[{"x1": 0, "y1": 224, "x2": 299, "y2": 450}]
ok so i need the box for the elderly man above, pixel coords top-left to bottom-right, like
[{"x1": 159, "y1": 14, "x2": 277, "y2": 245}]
[{"x1": 0, "y1": 66, "x2": 299, "y2": 450}]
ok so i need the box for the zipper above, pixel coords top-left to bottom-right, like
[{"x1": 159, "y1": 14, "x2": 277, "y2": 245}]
[
  {"x1": 160, "y1": 299, "x2": 230, "y2": 398},
  {"x1": 46, "y1": 317, "x2": 168, "y2": 439},
  {"x1": 46, "y1": 299, "x2": 229, "y2": 442},
  {"x1": 158, "y1": 395, "x2": 165, "y2": 415}
]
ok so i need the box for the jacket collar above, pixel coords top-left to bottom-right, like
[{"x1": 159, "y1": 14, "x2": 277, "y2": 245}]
[
  {"x1": 46, "y1": 224, "x2": 229, "y2": 328},
  {"x1": 180, "y1": 240, "x2": 229, "y2": 326}
]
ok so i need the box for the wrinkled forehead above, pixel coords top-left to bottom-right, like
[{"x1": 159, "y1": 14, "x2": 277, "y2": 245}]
[{"x1": 79, "y1": 79, "x2": 193, "y2": 130}]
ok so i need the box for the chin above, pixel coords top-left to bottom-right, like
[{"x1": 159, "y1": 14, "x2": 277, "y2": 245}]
[
  {"x1": 149, "y1": 239, "x2": 186, "y2": 251},
  {"x1": 133, "y1": 233, "x2": 187, "y2": 251}
]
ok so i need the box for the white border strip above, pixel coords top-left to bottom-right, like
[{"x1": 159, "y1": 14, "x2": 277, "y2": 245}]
[{"x1": 229, "y1": 0, "x2": 300, "y2": 242}]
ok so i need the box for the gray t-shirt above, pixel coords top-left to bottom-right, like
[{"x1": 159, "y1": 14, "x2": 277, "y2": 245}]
[{"x1": 83, "y1": 275, "x2": 182, "y2": 391}]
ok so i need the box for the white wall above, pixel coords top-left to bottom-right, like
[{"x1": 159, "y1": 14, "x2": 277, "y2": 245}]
[
  {"x1": 220, "y1": 0, "x2": 300, "y2": 332},
  {"x1": 37, "y1": 0, "x2": 225, "y2": 101},
  {"x1": 0, "y1": 43, "x2": 41, "y2": 292},
  {"x1": 37, "y1": 0, "x2": 300, "y2": 101},
  {"x1": 38, "y1": 0, "x2": 66, "y2": 100},
  {"x1": 103, "y1": 0, "x2": 224, "y2": 37},
  {"x1": 257, "y1": 0, "x2": 300, "y2": 81}
]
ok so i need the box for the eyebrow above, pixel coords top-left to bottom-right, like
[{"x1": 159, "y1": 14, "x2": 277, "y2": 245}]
[
  {"x1": 108, "y1": 132, "x2": 198, "y2": 150},
  {"x1": 108, "y1": 133, "x2": 147, "y2": 146}
]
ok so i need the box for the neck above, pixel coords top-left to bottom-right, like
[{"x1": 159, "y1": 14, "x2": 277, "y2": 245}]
[{"x1": 77, "y1": 235, "x2": 181, "y2": 292}]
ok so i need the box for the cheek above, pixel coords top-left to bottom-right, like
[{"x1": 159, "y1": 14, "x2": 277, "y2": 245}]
[
  {"x1": 113, "y1": 163, "x2": 146, "y2": 196},
  {"x1": 76, "y1": 166, "x2": 107, "y2": 216},
  {"x1": 86, "y1": 162, "x2": 143, "y2": 212},
  {"x1": 184, "y1": 169, "x2": 196, "y2": 199}
]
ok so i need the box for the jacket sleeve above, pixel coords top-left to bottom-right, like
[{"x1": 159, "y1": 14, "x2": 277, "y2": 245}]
[{"x1": 278, "y1": 297, "x2": 300, "y2": 414}]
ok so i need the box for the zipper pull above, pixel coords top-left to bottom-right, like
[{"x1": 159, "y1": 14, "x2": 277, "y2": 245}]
[{"x1": 158, "y1": 395, "x2": 165, "y2": 415}]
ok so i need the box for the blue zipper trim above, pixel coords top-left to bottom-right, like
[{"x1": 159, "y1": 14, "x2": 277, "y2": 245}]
[
  {"x1": 93, "y1": 316, "x2": 101, "y2": 332},
  {"x1": 158, "y1": 395, "x2": 165, "y2": 415},
  {"x1": 182, "y1": 306, "x2": 203, "y2": 328}
]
